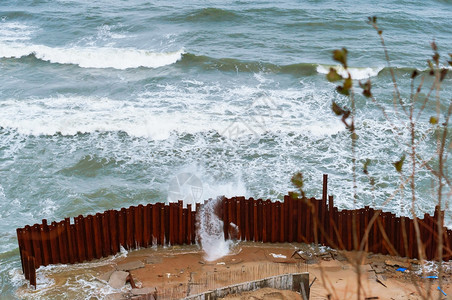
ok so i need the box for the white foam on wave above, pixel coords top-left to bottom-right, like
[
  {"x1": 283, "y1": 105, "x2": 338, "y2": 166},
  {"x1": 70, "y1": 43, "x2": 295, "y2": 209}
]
[
  {"x1": 0, "y1": 96, "x2": 208, "y2": 139},
  {"x1": 0, "y1": 21, "x2": 34, "y2": 43},
  {"x1": 0, "y1": 43, "x2": 184, "y2": 69},
  {"x1": 316, "y1": 64, "x2": 383, "y2": 80},
  {"x1": 0, "y1": 79, "x2": 346, "y2": 139}
]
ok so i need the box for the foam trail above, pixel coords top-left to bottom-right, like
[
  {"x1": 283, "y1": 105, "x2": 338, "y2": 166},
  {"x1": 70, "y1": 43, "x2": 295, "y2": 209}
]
[
  {"x1": 0, "y1": 43, "x2": 184, "y2": 69},
  {"x1": 197, "y1": 197, "x2": 234, "y2": 261},
  {"x1": 316, "y1": 64, "x2": 383, "y2": 80}
]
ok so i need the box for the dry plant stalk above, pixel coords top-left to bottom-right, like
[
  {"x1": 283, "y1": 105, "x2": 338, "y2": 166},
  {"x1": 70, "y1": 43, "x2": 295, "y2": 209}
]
[{"x1": 291, "y1": 15, "x2": 451, "y2": 300}]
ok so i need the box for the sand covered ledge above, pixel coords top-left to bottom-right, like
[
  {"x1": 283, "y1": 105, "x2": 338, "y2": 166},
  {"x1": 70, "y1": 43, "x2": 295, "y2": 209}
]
[{"x1": 15, "y1": 241, "x2": 452, "y2": 299}]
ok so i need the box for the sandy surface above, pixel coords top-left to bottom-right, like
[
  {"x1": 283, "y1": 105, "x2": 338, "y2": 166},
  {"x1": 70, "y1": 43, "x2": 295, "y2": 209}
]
[{"x1": 15, "y1": 242, "x2": 452, "y2": 300}]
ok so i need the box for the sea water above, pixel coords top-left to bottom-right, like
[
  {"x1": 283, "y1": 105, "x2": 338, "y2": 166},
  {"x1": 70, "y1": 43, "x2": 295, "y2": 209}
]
[{"x1": 0, "y1": 0, "x2": 451, "y2": 298}]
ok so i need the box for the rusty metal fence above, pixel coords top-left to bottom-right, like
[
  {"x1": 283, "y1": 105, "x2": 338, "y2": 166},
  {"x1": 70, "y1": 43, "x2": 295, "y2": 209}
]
[{"x1": 16, "y1": 175, "x2": 452, "y2": 288}]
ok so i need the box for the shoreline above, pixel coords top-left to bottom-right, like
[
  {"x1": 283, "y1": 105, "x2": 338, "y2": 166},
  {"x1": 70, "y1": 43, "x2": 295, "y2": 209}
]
[{"x1": 15, "y1": 241, "x2": 452, "y2": 299}]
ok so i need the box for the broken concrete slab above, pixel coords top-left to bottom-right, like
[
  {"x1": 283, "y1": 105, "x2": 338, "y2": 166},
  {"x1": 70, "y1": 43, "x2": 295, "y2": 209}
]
[
  {"x1": 371, "y1": 262, "x2": 386, "y2": 274},
  {"x1": 116, "y1": 260, "x2": 145, "y2": 271},
  {"x1": 145, "y1": 256, "x2": 162, "y2": 264},
  {"x1": 96, "y1": 270, "x2": 115, "y2": 283},
  {"x1": 109, "y1": 271, "x2": 130, "y2": 289},
  {"x1": 131, "y1": 287, "x2": 157, "y2": 295},
  {"x1": 104, "y1": 293, "x2": 125, "y2": 300}
]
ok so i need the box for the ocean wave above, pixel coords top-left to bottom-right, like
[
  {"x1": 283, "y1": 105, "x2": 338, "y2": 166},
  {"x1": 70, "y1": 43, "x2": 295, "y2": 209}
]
[
  {"x1": 183, "y1": 7, "x2": 241, "y2": 22},
  {"x1": 179, "y1": 53, "x2": 319, "y2": 75},
  {"x1": 316, "y1": 64, "x2": 383, "y2": 80},
  {"x1": 0, "y1": 43, "x2": 184, "y2": 69}
]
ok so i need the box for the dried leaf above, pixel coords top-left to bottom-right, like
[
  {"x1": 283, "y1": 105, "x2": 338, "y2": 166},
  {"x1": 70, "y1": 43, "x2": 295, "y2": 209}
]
[
  {"x1": 333, "y1": 48, "x2": 348, "y2": 68},
  {"x1": 336, "y1": 85, "x2": 350, "y2": 96},
  {"x1": 367, "y1": 16, "x2": 377, "y2": 24},
  {"x1": 440, "y1": 68, "x2": 448, "y2": 82},
  {"x1": 326, "y1": 68, "x2": 343, "y2": 82},
  {"x1": 431, "y1": 41, "x2": 437, "y2": 52},
  {"x1": 359, "y1": 80, "x2": 372, "y2": 98},
  {"x1": 343, "y1": 77, "x2": 352, "y2": 89},
  {"x1": 332, "y1": 101, "x2": 344, "y2": 116},
  {"x1": 432, "y1": 53, "x2": 440, "y2": 64},
  {"x1": 291, "y1": 172, "x2": 304, "y2": 190},
  {"x1": 430, "y1": 116, "x2": 438, "y2": 125},
  {"x1": 363, "y1": 159, "x2": 371, "y2": 175},
  {"x1": 393, "y1": 155, "x2": 406, "y2": 173}
]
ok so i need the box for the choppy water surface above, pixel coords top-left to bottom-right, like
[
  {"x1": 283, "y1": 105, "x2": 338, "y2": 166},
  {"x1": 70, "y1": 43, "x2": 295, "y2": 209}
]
[{"x1": 1, "y1": 0, "x2": 451, "y2": 298}]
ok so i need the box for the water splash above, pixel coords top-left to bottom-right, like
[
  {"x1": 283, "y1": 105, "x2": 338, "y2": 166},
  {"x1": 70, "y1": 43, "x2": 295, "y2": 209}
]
[{"x1": 197, "y1": 197, "x2": 235, "y2": 261}]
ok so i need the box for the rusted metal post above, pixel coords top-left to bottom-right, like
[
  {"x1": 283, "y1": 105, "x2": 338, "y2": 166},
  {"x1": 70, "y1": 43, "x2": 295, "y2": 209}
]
[
  {"x1": 236, "y1": 198, "x2": 241, "y2": 240},
  {"x1": 49, "y1": 222, "x2": 60, "y2": 265},
  {"x1": 23, "y1": 251, "x2": 30, "y2": 280},
  {"x1": 253, "y1": 198, "x2": 258, "y2": 242},
  {"x1": 222, "y1": 198, "x2": 228, "y2": 240},
  {"x1": 151, "y1": 204, "x2": 158, "y2": 245},
  {"x1": 159, "y1": 203, "x2": 169, "y2": 245},
  {"x1": 178, "y1": 200, "x2": 184, "y2": 245},
  {"x1": 279, "y1": 201, "x2": 285, "y2": 242},
  {"x1": 41, "y1": 219, "x2": 51, "y2": 266},
  {"x1": 84, "y1": 215, "x2": 94, "y2": 261},
  {"x1": 57, "y1": 221, "x2": 68, "y2": 264},
  {"x1": 286, "y1": 195, "x2": 293, "y2": 242},
  {"x1": 143, "y1": 204, "x2": 151, "y2": 247},
  {"x1": 296, "y1": 197, "x2": 302, "y2": 243},
  {"x1": 16, "y1": 229, "x2": 25, "y2": 273},
  {"x1": 101, "y1": 212, "x2": 111, "y2": 256},
  {"x1": 262, "y1": 200, "x2": 268, "y2": 242},
  {"x1": 118, "y1": 208, "x2": 126, "y2": 248},
  {"x1": 78, "y1": 215, "x2": 88, "y2": 262},
  {"x1": 322, "y1": 174, "x2": 328, "y2": 244},
  {"x1": 31, "y1": 224, "x2": 42, "y2": 267},
  {"x1": 28, "y1": 256, "x2": 36, "y2": 289},
  {"x1": 92, "y1": 213, "x2": 102, "y2": 259},
  {"x1": 126, "y1": 207, "x2": 134, "y2": 249},
  {"x1": 109, "y1": 210, "x2": 119, "y2": 253},
  {"x1": 328, "y1": 196, "x2": 334, "y2": 247},
  {"x1": 245, "y1": 198, "x2": 250, "y2": 241},
  {"x1": 186, "y1": 204, "x2": 192, "y2": 244},
  {"x1": 135, "y1": 205, "x2": 144, "y2": 248}
]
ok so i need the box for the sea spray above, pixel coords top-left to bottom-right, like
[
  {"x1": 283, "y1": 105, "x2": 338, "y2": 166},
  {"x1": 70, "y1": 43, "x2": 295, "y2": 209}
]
[{"x1": 197, "y1": 197, "x2": 235, "y2": 261}]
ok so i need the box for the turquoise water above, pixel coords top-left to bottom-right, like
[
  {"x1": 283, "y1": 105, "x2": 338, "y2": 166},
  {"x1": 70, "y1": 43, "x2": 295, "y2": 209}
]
[{"x1": 0, "y1": 0, "x2": 451, "y2": 298}]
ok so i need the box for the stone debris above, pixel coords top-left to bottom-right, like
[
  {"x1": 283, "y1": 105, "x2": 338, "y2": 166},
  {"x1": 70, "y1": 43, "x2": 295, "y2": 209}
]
[
  {"x1": 96, "y1": 270, "x2": 115, "y2": 283},
  {"x1": 116, "y1": 260, "x2": 145, "y2": 271},
  {"x1": 384, "y1": 259, "x2": 410, "y2": 269},
  {"x1": 371, "y1": 262, "x2": 386, "y2": 274},
  {"x1": 131, "y1": 287, "x2": 157, "y2": 295},
  {"x1": 104, "y1": 292, "x2": 125, "y2": 300},
  {"x1": 109, "y1": 270, "x2": 130, "y2": 289}
]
